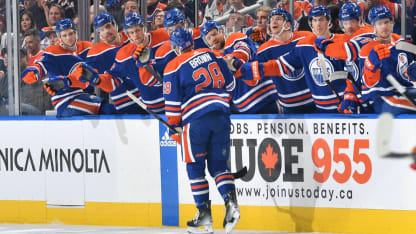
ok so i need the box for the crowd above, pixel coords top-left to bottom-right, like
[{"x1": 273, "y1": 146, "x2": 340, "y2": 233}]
[{"x1": 0, "y1": 0, "x2": 414, "y2": 116}]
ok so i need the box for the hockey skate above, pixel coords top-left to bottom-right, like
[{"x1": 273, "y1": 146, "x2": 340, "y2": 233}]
[
  {"x1": 223, "y1": 191, "x2": 240, "y2": 234},
  {"x1": 187, "y1": 201, "x2": 213, "y2": 234}
]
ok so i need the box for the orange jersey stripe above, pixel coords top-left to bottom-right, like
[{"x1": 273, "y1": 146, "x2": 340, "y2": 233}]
[
  {"x1": 215, "y1": 174, "x2": 234, "y2": 183},
  {"x1": 182, "y1": 96, "x2": 230, "y2": 114},
  {"x1": 236, "y1": 85, "x2": 276, "y2": 108}
]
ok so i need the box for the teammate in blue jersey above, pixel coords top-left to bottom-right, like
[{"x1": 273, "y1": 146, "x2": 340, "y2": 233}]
[
  {"x1": 21, "y1": 18, "x2": 116, "y2": 117},
  {"x1": 82, "y1": 12, "x2": 145, "y2": 114},
  {"x1": 239, "y1": 5, "x2": 347, "y2": 113},
  {"x1": 81, "y1": 12, "x2": 169, "y2": 114},
  {"x1": 254, "y1": 8, "x2": 315, "y2": 113},
  {"x1": 201, "y1": 20, "x2": 280, "y2": 114},
  {"x1": 360, "y1": 5, "x2": 416, "y2": 115},
  {"x1": 152, "y1": 8, "x2": 208, "y2": 80},
  {"x1": 316, "y1": 2, "x2": 375, "y2": 113},
  {"x1": 163, "y1": 28, "x2": 240, "y2": 234}
]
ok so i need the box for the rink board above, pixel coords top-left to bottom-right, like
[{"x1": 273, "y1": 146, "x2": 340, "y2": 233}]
[{"x1": 0, "y1": 114, "x2": 415, "y2": 233}]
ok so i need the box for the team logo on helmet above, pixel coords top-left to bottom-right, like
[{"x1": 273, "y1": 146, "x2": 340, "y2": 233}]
[
  {"x1": 164, "y1": 8, "x2": 185, "y2": 28},
  {"x1": 397, "y1": 52, "x2": 409, "y2": 80},
  {"x1": 94, "y1": 12, "x2": 115, "y2": 30},
  {"x1": 123, "y1": 12, "x2": 144, "y2": 30},
  {"x1": 309, "y1": 57, "x2": 335, "y2": 86}
]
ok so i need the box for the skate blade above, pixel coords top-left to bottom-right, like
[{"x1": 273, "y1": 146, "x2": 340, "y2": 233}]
[
  {"x1": 187, "y1": 224, "x2": 213, "y2": 234},
  {"x1": 225, "y1": 211, "x2": 240, "y2": 234}
]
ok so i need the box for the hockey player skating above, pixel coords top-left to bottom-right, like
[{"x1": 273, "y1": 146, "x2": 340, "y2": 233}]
[
  {"x1": 201, "y1": 20, "x2": 280, "y2": 114},
  {"x1": 359, "y1": 5, "x2": 416, "y2": 114},
  {"x1": 163, "y1": 27, "x2": 240, "y2": 234},
  {"x1": 255, "y1": 8, "x2": 315, "y2": 113},
  {"x1": 21, "y1": 18, "x2": 116, "y2": 117}
]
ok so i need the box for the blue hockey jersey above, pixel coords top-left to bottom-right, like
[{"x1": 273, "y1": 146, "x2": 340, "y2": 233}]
[{"x1": 163, "y1": 48, "x2": 235, "y2": 126}]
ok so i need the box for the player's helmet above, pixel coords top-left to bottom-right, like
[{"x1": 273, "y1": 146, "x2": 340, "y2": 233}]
[
  {"x1": 268, "y1": 8, "x2": 294, "y2": 31},
  {"x1": 164, "y1": 8, "x2": 185, "y2": 28},
  {"x1": 200, "y1": 20, "x2": 223, "y2": 45},
  {"x1": 308, "y1": 5, "x2": 331, "y2": 22},
  {"x1": 339, "y1": 2, "x2": 361, "y2": 22},
  {"x1": 94, "y1": 12, "x2": 116, "y2": 30},
  {"x1": 200, "y1": 21, "x2": 223, "y2": 39},
  {"x1": 55, "y1": 18, "x2": 76, "y2": 37},
  {"x1": 123, "y1": 12, "x2": 145, "y2": 30},
  {"x1": 170, "y1": 27, "x2": 194, "y2": 51},
  {"x1": 268, "y1": 8, "x2": 294, "y2": 25},
  {"x1": 368, "y1": 5, "x2": 393, "y2": 25}
]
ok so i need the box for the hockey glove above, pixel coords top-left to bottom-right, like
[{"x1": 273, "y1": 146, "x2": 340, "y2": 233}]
[
  {"x1": 169, "y1": 126, "x2": 183, "y2": 145},
  {"x1": 365, "y1": 44, "x2": 390, "y2": 72},
  {"x1": 43, "y1": 75, "x2": 69, "y2": 96},
  {"x1": 314, "y1": 37, "x2": 334, "y2": 53},
  {"x1": 67, "y1": 64, "x2": 90, "y2": 89},
  {"x1": 81, "y1": 63, "x2": 100, "y2": 84},
  {"x1": 134, "y1": 45, "x2": 151, "y2": 66},
  {"x1": 338, "y1": 91, "x2": 359, "y2": 114},
  {"x1": 407, "y1": 62, "x2": 416, "y2": 81},
  {"x1": 22, "y1": 67, "x2": 41, "y2": 84},
  {"x1": 225, "y1": 56, "x2": 243, "y2": 72},
  {"x1": 249, "y1": 27, "x2": 264, "y2": 42}
]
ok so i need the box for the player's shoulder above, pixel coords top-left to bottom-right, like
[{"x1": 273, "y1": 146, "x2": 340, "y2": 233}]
[
  {"x1": 44, "y1": 44, "x2": 66, "y2": 54},
  {"x1": 115, "y1": 42, "x2": 136, "y2": 61},
  {"x1": 87, "y1": 41, "x2": 114, "y2": 56},
  {"x1": 155, "y1": 41, "x2": 172, "y2": 58},
  {"x1": 149, "y1": 28, "x2": 169, "y2": 48},
  {"x1": 225, "y1": 32, "x2": 247, "y2": 45},
  {"x1": 360, "y1": 40, "x2": 380, "y2": 57},
  {"x1": 297, "y1": 34, "x2": 316, "y2": 46}
]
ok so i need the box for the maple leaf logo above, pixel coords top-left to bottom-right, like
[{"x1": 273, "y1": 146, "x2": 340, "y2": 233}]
[{"x1": 261, "y1": 144, "x2": 278, "y2": 176}]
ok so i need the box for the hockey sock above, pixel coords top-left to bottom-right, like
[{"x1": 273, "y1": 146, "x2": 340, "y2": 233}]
[
  {"x1": 189, "y1": 177, "x2": 210, "y2": 209},
  {"x1": 214, "y1": 171, "x2": 235, "y2": 202}
]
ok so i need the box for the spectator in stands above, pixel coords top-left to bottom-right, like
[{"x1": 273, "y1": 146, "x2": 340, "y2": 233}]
[
  {"x1": 40, "y1": 27, "x2": 58, "y2": 50},
  {"x1": 225, "y1": 10, "x2": 253, "y2": 34},
  {"x1": 52, "y1": 0, "x2": 76, "y2": 19},
  {"x1": 147, "y1": 0, "x2": 167, "y2": 23},
  {"x1": 20, "y1": 10, "x2": 36, "y2": 47},
  {"x1": 246, "y1": 6, "x2": 271, "y2": 48},
  {"x1": 24, "y1": 29, "x2": 43, "y2": 67},
  {"x1": 23, "y1": 0, "x2": 36, "y2": 11},
  {"x1": 204, "y1": 0, "x2": 231, "y2": 21},
  {"x1": 28, "y1": 0, "x2": 49, "y2": 29},
  {"x1": 46, "y1": 4, "x2": 65, "y2": 27},
  {"x1": 152, "y1": 9, "x2": 165, "y2": 30},
  {"x1": 124, "y1": 0, "x2": 139, "y2": 16},
  {"x1": 276, "y1": 0, "x2": 312, "y2": 23},
  {"x1": 0, "y1": 48, "x2": 48, "y2": 115}
]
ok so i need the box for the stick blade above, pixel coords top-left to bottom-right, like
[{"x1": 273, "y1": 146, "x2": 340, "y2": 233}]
[
  {"x1": 329, "y1": 71, "x2": 348, "y2": 82},
  {"x1": 376, "y1": 112, "x2": 394, "y2": 158},
  {"x1": 233, "y1": 166, "x2": 248, "y2": 179}
]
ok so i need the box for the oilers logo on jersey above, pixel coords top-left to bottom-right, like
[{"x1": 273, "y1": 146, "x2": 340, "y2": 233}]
[
  {"x1": 160, "y1": 128, "x2": 177, "y2": 147},
  {"x1": 282, "y1": 67, "x2": 305, "y2": 81},
  {"x1": 309, "y1": 57, "x2": 335, "y2": 86},
  {"x1": 344, "y1": 61, "x2": 359, "y2": 82},
  {"x1": 397, "y1": 52, "x2": 409, "y2": 79}
]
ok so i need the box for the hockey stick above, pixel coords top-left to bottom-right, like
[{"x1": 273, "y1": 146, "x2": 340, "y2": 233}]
[
  {"x1": 127, "y1": 90, "x2": 248, "y2": 178},
  {"x1": 125, "y1": 90, "x2": 180, "y2": 134},
  {"x1": 318, "y1": 52, "x2": 342, "y2": 102},
  {"x1": 396, "y1": 41, "x2": 416, "y2": 55},
  {"x1": 386, "y1": 74, "x2": 416, "y2": 108}
]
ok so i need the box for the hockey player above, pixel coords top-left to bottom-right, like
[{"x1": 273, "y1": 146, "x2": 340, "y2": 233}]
[
  {"x1": 82, "y1": 11, "x2": 145, "y2": 114},
  {"x1": 153, "y1": 8, "x2": 207, "y2": 79},
  {"x1": 360, "y1": 5, "x2": 416, "y2": 114},
  {"x1": 201, "y1": 20, "x2": 280, "y2": 114},
  {"x1": 163, "y1": 27, "x2": 239, "y2": 234},
  {"x1": 21, "y1": 18, "x2": 116, "y2": 117},
  {"x1": 255, "y1": 8, "x2": 315, "y2": 113},
  {"x1": 81, "y1": 12, "x2": 169, "y2": 114},
  {"x1": 239, "y1": 5, "x2": 347, "y2": 113},
  {"x1": 315, "y1": 2, "x2": 374, "y2": 113}
]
